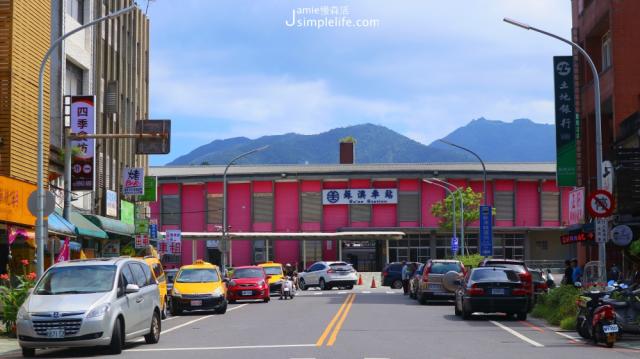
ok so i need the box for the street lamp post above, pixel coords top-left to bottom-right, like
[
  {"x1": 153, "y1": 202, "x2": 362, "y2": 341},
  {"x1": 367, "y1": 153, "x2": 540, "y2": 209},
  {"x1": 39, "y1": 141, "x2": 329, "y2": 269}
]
[
  {"x1": 503, "y1": 17, "x2": 607, "y2": 284},
  {"x1": 221, "y1": 146, "x2": 269, "y2": 269},
  {"x1": 424, "y1": 179, "x2": 457, "y2": 256},
  {"x1": 35, "y1": 4, "x2": 137, "y2": 277},
  {"x1": 439, "y1": 139, "x2": 487, "y2": 206},
  {"x1": 430, "y1": 178, "x2": 465, "y2": 255}
]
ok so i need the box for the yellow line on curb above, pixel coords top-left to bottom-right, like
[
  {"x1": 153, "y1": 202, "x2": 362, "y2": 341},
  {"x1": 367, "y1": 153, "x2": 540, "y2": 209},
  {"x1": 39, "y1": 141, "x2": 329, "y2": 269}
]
[
  {"x1": 326, "y1": 293, "x2": 356, "y2": 346},
  {"x1": 315, "y1": 294, "x2": 354, "y2": 347}
]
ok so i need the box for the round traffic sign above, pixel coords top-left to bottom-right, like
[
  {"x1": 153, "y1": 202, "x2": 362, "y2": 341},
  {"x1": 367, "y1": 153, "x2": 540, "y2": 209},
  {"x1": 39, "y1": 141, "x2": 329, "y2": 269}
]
[
  {"x1": 611, "y1": 225, "x2": 634, "y2": 247},
  {"x1": 587, "y1": 190, "x2": 615, "y2": 218},
  {"x1": 27, "y1": 190, "x2": 56, "y2": 217}
]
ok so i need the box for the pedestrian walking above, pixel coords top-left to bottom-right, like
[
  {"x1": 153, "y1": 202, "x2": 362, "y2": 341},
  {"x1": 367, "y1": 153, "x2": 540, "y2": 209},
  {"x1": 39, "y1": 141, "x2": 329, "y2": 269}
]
[
  {"x1": 562, "y1": 259, "x2": 573, "y2": 286},
  {"x1": 401, "y1": 261, "x2": 410, "y2": 295},
  {"x1": 608, "y1": 263, "x2": 621, "y2": 282},
  {"x1": 571, "y1": 259, "x2": 583, "y2": 284}
]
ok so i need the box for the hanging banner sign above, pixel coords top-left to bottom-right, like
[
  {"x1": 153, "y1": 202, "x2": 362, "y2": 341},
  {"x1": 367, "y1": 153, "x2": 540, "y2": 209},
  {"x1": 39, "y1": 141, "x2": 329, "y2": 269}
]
[
  {"x1": 479, "y1": 205, "x2": 493, "y2": 256},
  {"x1": 157, "y1": 239, "x2": 168, "y2": 254},
  {"x1": 553, "y1": 56, "x2": 577, "y2": 186},
  {"x1": 123, "y1": 167, "x2": 145, "y2": 196},
  {"x1": 106, "y1": 190, "x2": 118, "y2": 217},
  {"x1": 568, "y1": 187, "x2": 585, "y2": 225},
  {"x1": 138, "y1": 176, "x2": 158, "y2": 202},
  {"x1": 56, "y1": 238, "x2": 70, "y2": 263},
  {"x1": 70, "y1": 96, "x2": 96, "y2": 191},
  {"x1": 322, "y1": 188, "x2": 397, "y2": 205},
  {"x1": 149, "y1": 223, "x2": 158, "y2": 239},
  {"x1": 102, "y1": 240, "x2": 120, "y2": 257},
  {"x1": 135, "y1": 234, "x2": 150, "y2": 249},
  {"x1": 166, "y1": 229, "x2": 181, "y2": 242}
]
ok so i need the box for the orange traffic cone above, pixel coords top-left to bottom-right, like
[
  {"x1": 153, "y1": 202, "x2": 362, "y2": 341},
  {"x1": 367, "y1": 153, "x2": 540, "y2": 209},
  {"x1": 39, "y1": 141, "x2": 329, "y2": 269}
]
[
  {"x1": 357, "y1": 274, "x2": 363, "y2": 285},
  {"x1": 370, "y1": 277, "x2": 377, "y2": 288}
]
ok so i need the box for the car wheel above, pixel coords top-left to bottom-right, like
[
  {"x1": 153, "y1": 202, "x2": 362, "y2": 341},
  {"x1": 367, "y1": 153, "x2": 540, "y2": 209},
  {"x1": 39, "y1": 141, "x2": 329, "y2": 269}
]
[
  {"x1": 454, "y1": 303, "x2": 461, "y2": 316},
  {"x1": 264, "y1": 296, "x2": 270, "y2": 303},
  {"x1": 516, "y1": 311, "x2": 527, "y2": 321},
  {"x1": 461, "y1": 301, "x2": 471, "y2": 320},
  {"x1": 144, "y1": 312, "x2": 161, "y2": 344},
  {"x1": 216, "y1": 300, "x2": 228, "y2": 314},
  {"x1": 161, "y1": 300, "x2": 168, "y2": 320},
  {"x1": 319, "y1": 278, "x2": 327, "y2": 291},
  {"x1": 21, "y1": 347, "x2": 35, "y2": 357},
  {"x1": 229, "y1": 299, "x2": 237, "y2": 304},
  {"x1": 346, "y1": 285, "x2": 354, "y2": 290},
  {"x1": 392, "y1": 279, "x2": 403, "y2": 289},
  {"x1": 108, "y1": 318, "x2": 123, "y2": 355},
  {"x1": 299, "y1": 278, "x2": 308, "y2": 291},
  {"x1": 418, "y1": 293, "x2": 428, "y2": 305},
  {"x1": 170, "y1": 302, "x2": 182, "y2": 316}
]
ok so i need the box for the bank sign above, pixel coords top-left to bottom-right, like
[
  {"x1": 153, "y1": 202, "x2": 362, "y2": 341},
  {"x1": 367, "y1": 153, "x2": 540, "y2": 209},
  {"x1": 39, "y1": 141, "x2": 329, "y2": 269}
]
[{"x1": 322, "y1": 189, "x2": 398, "y2": 205}]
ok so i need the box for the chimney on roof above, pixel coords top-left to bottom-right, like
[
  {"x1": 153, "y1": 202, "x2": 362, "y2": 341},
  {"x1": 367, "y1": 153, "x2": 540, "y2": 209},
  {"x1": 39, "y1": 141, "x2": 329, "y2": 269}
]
[{"x1": 339, "y1": 136, "x2": 355, "y2": 164}]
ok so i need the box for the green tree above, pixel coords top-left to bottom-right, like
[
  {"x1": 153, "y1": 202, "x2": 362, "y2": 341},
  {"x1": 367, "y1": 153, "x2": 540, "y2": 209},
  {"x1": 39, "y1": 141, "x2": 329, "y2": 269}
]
[{"x1": 431, "y1": 187, "x2": 483, "y2": 233}]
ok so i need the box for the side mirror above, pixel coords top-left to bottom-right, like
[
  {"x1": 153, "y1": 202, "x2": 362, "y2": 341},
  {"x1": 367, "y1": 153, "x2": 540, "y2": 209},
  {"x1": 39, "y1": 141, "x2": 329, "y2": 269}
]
[
  {"x1": 125, "y1": 284, "x2": 140, "y2": 294},
  {"x1": 266, "y1": 275, "x2": 272, "y2": 280}
]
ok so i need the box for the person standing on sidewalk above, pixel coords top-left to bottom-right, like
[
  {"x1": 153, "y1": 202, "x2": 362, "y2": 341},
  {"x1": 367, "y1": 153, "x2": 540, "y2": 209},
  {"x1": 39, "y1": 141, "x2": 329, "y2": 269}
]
[
  {"x1": 401, "y1": 261, "x2": 410, "y2": 295},
  {"x1": 562, "y1": 259, "x2": 574, "y2": 286}
]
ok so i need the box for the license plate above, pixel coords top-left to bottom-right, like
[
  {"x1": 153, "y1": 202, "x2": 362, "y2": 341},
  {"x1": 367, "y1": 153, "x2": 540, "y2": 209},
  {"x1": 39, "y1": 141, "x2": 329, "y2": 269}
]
[
  {"x1": 603, "y1": 324, "x2": 619, "y2": 333},
  {"x1": 428, "y1": 283, "x2": 442, "y2": 290},
  {"x1": 492, "y1": 288, "x2": 505, "y2": 295},
  {"x1": 47, "y1": 329, "x2": 65, "y2": 339},
  {"x1": 190, "y1": 300, "x2": 203, "y2": 306},
  {"x1": 241, "y1": 291, "x2": 252, "y2": 296}
]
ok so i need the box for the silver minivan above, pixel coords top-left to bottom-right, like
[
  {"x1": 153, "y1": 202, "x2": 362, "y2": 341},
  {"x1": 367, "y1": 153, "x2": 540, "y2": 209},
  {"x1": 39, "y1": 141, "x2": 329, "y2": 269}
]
[{"x1": 17, "y1": 258, "x2": 161, "y2": 357}]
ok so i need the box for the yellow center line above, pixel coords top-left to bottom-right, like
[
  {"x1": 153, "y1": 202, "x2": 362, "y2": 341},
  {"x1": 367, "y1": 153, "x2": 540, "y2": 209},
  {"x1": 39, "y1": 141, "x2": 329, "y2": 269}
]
[
  {"x1": 315, "y1": 293, "x2": 354, "y2": 347},
  {"x1": 326, "y1": 293, "x2": 356, "y2": 346}
]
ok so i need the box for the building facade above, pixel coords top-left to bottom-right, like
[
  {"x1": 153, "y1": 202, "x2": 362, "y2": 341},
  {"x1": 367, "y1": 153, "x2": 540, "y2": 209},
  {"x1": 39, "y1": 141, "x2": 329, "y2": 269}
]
[
  {"x1": 150, "y1": 163, "x2": 573, "y2": 271},
  {"x1": 571, "y1": 0, "x2": 640, "y2": 267}
]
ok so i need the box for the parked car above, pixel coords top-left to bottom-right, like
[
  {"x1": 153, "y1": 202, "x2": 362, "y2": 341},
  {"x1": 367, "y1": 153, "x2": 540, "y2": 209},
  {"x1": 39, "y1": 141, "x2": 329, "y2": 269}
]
[
  {"x1": 170, "y1": 260, "x2": 228, "y2": 315},
  {"x1": 415, "y1": 260, "x2": 465, "y2": 305},
  {"x1": 257, "y1": 262, "x2": 285, "y2": 294},
  {"x1": 529, "y1": 269, "x2": 549, "y2": 304},
  {"x1": 409, "y1": 263, "x2": 425, "y2": 299},
  {"x1": 17, "y1": 258, "x2": 161, "y2": 357},
  {"x1": 226, "y1": 266, "x2": 271, "y2": 303},
  {"x1": 139, "y1": 256, "x2": 169, "y2": 319},
  {"x1": 298, "y1": 261, "x2": 357, "y2": 290},
  {"x1": 478, "y1": 258, "x2": 534, "y2": 311},
  {"x1": 454, "y1": 267, "x2": 529, "y2": 320},
  {"x1": 382, "y1": 262, "x2": 419, "y2": 289}
]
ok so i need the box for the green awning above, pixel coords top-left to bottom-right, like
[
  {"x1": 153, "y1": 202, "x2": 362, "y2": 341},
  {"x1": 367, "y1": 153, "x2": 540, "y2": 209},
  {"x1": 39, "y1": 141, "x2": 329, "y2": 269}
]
[
  {"x1": 65, "y1": 210, "x2": 109, "y2": 239},
  {"x1": 84, "y1": 214, "x2": 135, "y2": 238}
]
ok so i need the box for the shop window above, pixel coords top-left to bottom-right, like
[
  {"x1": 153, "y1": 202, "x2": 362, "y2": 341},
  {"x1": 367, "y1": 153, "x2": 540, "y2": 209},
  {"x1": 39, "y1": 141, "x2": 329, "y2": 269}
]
[
  {"x1": 494, "y1": 191, "x2": 514, "y2": 221},
  {"x1": 541, "y1": 192, "x2": 560, "y2": 221},
  {"x1": 161, "y1": 195, "x2": 181, "y2": 225},
  {"x1": 303, "y1": 240, "x2": 323, "y2": 267},
  {"x1": 301, "y1": 192, "x2": 322, "y2": 222},
  {"x1": 398, "y1": 192, "x2": 419, "y2": 222},
  {"x1": 65, "y1": 61, "x2": 84, "y2": 96},
  {"x1": 350, "y1": 204, "x2": 371, "y2": 222},
  {"x1": 253, "y1": 192, "x2": 273, "y2": 223},
  {"x1": 253, "y1": 239, "x2": 273, "y2": 264},
  {"x1": 66, "y1": 0, "x2": 84, "y2": 24},
  {"x1": 435, "y1": 238, "x2": 452, "y2": 259},
  {"x1": 206, "y1": 194, "x2": 223, "y2": 224}
]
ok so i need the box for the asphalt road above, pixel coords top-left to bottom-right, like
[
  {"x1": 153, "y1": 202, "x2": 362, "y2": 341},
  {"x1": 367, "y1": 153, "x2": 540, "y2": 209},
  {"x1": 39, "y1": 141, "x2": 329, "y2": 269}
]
[{"x1": 6, "y1": 287, "x2": 640, "y2": 359}]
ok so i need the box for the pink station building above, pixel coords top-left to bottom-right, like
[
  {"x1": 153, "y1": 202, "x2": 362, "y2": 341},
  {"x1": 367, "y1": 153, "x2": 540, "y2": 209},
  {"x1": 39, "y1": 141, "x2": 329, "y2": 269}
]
[{"x1": 149, "y1": 162, "x2": 576, "y2": 271}]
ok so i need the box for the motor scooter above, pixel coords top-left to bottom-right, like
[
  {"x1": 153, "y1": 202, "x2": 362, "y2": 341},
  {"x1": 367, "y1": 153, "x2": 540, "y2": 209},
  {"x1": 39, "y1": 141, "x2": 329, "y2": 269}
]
[
  {"x1": 576, "y1": 286, "x2": 618, "y2": 348},
  {"x1": 280, "y1": 276, "x2": 295, "y2": 300},
  {"x1": 603, "y1": 283, "x2": 640, "y2": 335}
]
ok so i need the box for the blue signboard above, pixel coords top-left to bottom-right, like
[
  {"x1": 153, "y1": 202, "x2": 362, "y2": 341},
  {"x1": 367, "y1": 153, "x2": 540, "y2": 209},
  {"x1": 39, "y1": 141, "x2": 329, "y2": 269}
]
[
  {"x1": 149, "y1": 223, "x2": 158, "y2": 240},
  {"x1": 479, "y1": 205, "x2": 493, "y2": 257},
  {"x1": 451, "y1": 236, "x2": 459, "y2": 254}
]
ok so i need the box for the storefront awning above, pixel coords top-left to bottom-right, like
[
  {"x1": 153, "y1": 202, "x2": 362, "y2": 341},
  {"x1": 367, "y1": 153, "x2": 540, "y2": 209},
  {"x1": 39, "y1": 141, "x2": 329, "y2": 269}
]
[
  {"x1": 48, "y1": 211, "x2": 77, "y2": 238},
  {"x1": 159, "y1": 231, "x2": 405, "y2": 241},
  {"x1": 67, "y1": 211, "x2": 108, "y2": 239},
  {"x1": 84, "y1": 214, "x2": 134, "y2": 238}
]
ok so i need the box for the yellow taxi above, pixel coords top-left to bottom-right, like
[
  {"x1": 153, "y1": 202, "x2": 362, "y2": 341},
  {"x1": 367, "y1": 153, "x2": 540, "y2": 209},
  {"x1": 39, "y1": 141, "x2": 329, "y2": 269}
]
[
  {"x1": 170, "y1": 260, "x2": 227, "y2": 315},
  {"x1": 139, "y1": 256, "x2": 169, "y2": 319},
  {"x1": 258, "y1": 261, "x2": 285, "y2": 294}
]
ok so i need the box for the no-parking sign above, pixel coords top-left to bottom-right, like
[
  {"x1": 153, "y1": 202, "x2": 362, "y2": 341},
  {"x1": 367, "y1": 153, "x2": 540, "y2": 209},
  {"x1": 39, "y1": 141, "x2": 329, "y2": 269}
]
[{"x1": 587, "y1": 190, "x2": 615, "y2": 218}]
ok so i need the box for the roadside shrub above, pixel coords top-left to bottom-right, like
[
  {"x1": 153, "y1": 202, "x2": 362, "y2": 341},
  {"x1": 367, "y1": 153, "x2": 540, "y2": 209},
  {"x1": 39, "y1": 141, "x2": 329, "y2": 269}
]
[
  {"x1": 456, "y1": 254, "x2": 485, "y2": 268},
  {"x1": 532, "y1": 285, "x2": 580, "y2": 327},
  {"x1": 560, "y1": 316, "x2": 576, "y2": 331},
  {"x1": 0, "y1": 261, "x2": 37, "y2": 336}
]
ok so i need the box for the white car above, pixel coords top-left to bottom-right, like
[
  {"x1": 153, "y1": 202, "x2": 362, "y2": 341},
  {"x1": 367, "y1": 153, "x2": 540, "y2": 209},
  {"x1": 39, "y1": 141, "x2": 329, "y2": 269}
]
[{"x1": 298, "y1": 261, "x2": 358, "y2": 290}]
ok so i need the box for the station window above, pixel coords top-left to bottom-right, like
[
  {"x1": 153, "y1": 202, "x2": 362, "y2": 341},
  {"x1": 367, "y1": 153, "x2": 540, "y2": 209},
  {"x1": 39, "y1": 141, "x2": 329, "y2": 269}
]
[
  {"x1": 66, "y1": 0, "x2": 84, "y2": 24},
  {"x1": 303, "y1": 240, "x2": 323, "y2": 268},
  {"x1": 253, "y1": 240, "x2": 273, "y2": 264}
]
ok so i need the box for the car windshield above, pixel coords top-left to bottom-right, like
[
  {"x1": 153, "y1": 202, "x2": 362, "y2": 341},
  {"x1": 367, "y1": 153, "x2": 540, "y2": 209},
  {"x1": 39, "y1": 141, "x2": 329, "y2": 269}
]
[
  {"x1": 263, "y1": 267, "x2": 282, "y2": 276},
  {"x1": 430, "y1": 262, "x2": 462, "y2": 274},
  {"x1": 487, "y1": 264, "x2": 526, "y2": 273},
  {"x1": 233, "y1": 268, "x2": 264, "y2": 279},
  {"x1": 34, "y1": 265, "x2": 116, "y2": 295},
  {"x1": 530, "y1": 271, "x2": 544, "y2": 281},
  {"x1": 177, "y1": 269, "x2": 219, "y2": 283},
  {"x1": 471, "y1": 269, "x2": 519, "y2": 282}
]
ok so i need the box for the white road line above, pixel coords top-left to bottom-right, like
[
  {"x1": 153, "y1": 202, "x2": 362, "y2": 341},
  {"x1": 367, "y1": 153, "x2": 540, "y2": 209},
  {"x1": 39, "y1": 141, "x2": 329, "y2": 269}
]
[
  {"x1": 555, "y1": 331, "x2": 582, "y2": 342},
  {"x1": 162, "y1": 304, "x2": 248, "y2": 335},
  {"x1": 490, "y1": 320, "x2": 544, "y2": 348},
  {"x1": 313, "y1": 292, "x2": 323, "y2": 295},
  {"x1": 163, "y1": 316, "x2": 179, "y2": 321},
  {"x1": 386, "y1": 291, "x2": 395, "y2": 294},
  {"x1": 127, "y1": 343, "x2": 317, "y2": 352},
  {"x1": 338, "y1": 291, "x2": 347, "y2": 294},
  {"x1": 361, "y1": 291, "x2": 371, "y2": 294}
]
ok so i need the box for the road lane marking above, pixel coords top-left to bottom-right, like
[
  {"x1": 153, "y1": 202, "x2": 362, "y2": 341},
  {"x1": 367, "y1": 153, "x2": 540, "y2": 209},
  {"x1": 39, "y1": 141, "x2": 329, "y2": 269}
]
[
  {"x1": 162, "y1": 304, "x2": 248, "y2": 335},
  {"x1": 315, "y1": 294, "x2": 354, "y2": 347},
  {"x1": 338, "y1": 291, "x2": 346, "y2": 294},
  {"x1": 326, "y1": 293, "x2": 356, "y2": 346},
  {"x1": 361, "y1": 291, "x2": 371, "y2": 294},
  {"x1": 554, "y1": 331, "x2": 582, "y2": 343},
  {"x1": 519, "y1": 320, "x2": 544, "y2": 333},
  {"x1": 490, "y1": 320, "x2": 544, "y2": 347},
  {"x1": 164, "y1": 316, "x2": 179, "y2": 321},
  {"x1": 127, "y1": 343, "x2": 316, "y2": 352},
  {"x1": 314, "y1": 292, "x2": 323, "y2": 295}
]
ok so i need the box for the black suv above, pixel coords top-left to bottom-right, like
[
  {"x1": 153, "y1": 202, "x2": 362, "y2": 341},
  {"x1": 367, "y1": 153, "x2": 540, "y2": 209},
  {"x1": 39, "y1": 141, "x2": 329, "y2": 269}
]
[{"x1": 382, "y1": 262, "x2": 419, "y2": 289}]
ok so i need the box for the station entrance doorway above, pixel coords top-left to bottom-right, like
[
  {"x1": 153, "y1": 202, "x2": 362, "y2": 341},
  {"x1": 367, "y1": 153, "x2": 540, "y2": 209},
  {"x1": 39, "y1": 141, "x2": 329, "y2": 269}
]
[{"x1": 341, "y1": 240, "x2": 385, "y2": 272}]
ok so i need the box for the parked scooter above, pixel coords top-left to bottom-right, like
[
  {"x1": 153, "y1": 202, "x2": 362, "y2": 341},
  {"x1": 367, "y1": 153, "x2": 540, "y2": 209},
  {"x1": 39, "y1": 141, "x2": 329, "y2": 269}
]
[
  {"x1": 603, "y1": 283, "x2": 640, "y2": 335},
  {"x1": 576, "y1": 283, "x2": 618, "y2": 348},
  {"x1": 280, "y1": 276, "x2": 295, "y2": 300}
]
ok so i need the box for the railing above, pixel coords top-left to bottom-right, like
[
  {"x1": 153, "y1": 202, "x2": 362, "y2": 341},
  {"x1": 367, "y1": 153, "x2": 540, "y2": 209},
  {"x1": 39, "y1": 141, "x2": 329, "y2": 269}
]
[{"x1": 524, "y1": 260, "x2": 566, "y2": 271}]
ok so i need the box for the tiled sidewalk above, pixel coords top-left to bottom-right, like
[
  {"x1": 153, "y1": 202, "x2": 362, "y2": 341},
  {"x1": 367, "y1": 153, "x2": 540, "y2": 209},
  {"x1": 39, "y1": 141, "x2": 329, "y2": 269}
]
[{"x1": 0, "y1": 335, "x2": 20, "y2": 355}]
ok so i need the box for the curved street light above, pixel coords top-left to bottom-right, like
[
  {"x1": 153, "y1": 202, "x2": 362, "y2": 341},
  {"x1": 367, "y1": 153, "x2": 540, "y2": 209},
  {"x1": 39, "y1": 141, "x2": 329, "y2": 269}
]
[
  {"x1": 430, "y1": 178, "x2": 465, "y2": 255},
  {"x1": 424, "y1": 179, "x2": 457, "y2": 257}
]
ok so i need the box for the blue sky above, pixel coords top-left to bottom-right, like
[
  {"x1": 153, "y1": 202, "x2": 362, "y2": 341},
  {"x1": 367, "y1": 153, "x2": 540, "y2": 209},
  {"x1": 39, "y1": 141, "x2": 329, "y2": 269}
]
[{"x1": 146, "y1": 0, "x2": 572, "y2": 165}]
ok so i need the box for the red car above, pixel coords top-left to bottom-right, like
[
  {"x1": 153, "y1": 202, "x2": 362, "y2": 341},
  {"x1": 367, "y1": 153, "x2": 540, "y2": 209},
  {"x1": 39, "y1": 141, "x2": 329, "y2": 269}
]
[{"x1": 226, "y1": 266, "x2": 271, "y2": 303}]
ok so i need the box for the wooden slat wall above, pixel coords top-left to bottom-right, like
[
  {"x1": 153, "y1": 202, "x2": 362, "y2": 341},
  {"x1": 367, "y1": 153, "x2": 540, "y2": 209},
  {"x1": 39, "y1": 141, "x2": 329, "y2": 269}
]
[{"x1": 0, "y1": 0, "x2": 50, "y2": 184}]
